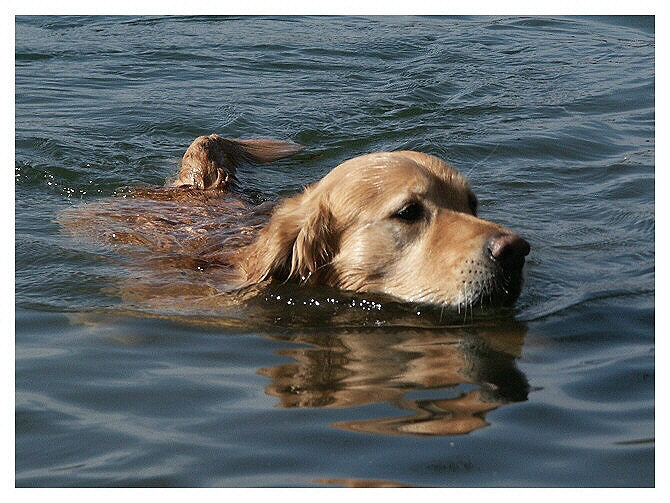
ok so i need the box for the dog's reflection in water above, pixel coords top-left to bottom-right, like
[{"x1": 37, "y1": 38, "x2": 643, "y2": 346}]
[
  {"x1": 68, "y1": 283, "x2": 528, "y2": 438},
  {"x1": 259, "y1": 321, "x2": 528, "y2": 437}
]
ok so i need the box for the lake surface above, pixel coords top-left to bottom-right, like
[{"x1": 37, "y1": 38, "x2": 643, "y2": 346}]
[{"x1": 15, "y1": 15, "x2": 654, "y2": 487}]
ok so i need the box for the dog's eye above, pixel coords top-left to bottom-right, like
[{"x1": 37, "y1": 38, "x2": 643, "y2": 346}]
[{"x1": 391, "y1": 202, "x2": 424, "y2": 222}]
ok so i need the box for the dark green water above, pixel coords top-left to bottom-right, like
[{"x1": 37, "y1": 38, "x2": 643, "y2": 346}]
[{"x1": 15, "y1": 16, "x2": 654, "y2": 487}]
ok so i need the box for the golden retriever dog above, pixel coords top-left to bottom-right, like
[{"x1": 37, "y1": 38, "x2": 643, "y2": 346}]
[
  {"x1": 169, "y1": 134, "x2": 530, "y2": 309},
  {"x1": 62, "y1": 134, "x2": 530, "y2": 312}
]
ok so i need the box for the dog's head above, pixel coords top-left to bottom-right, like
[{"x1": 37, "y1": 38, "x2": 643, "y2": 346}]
[{"x1": 240, "y1": 151, "x2": 529, "y2": 309}]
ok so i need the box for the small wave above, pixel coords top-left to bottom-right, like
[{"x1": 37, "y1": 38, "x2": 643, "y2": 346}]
[
  {"x1": 15, "y1": 52, "x2": 56, "y2": 62},
  {"x1": 519, "y1": 285, "x2": 654, "y2": 322}
]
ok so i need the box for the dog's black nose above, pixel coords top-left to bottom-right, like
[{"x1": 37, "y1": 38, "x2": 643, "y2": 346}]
[{"x1": 486, "y1": 233, "x2": 530, "y2": 269}]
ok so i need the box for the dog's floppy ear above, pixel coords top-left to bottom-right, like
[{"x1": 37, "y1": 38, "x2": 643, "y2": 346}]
[{"x1": 240, "y1": 190, "x2": 336, "y2": 286}]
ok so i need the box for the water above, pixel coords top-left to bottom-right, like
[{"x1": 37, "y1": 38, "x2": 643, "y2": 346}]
[{"x1": 15, "y1": 16, "x2": 654, "y2": 487}]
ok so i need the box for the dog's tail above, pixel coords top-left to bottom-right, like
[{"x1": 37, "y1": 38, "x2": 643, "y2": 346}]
[
  {"x1": 174, "y1": 135, "x2": 305, "y2": 190},
  {"x1": 226, "y1": 138, "x2": 305, "y2": 165}
]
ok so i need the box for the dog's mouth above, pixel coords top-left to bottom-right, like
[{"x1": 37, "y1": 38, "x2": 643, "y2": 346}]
[
  {"x1": 402, "y1": 260, "x2": 526, "y2": 312},
  {"x1": 460, "y1": 259, "x2": 526, "y2": 309},
  {"x1": 455, "y1": 233, "x2": 530, "y2": 310}
]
